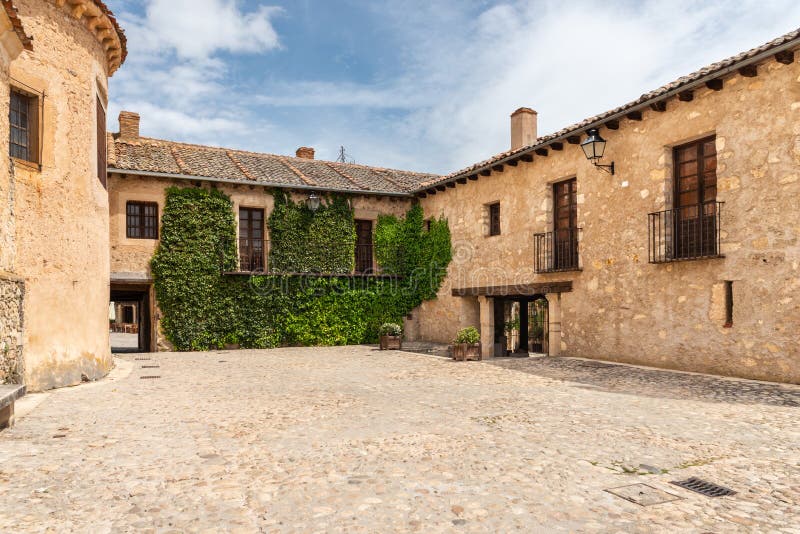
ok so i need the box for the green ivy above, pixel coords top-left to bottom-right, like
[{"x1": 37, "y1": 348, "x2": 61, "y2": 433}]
[
  {"x1": 151, "y1": 186, "x2": 452, "y2": 351},
  {"x1": 268, "y1": 190, "x2": 355, "y2": 273}
]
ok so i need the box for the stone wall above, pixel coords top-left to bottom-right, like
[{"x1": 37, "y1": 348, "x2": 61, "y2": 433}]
[
  {"x1": 10, "y1": 0, "x2": 117, "y2": 391},
  {"x1": 0, "y1": 276, "x2": 23, "y2": 384},
  {"x1": 108, "y1": 174, "x2": 414, "y2": 276},
  {"x1": 417, "y1": 55, "x2": 800, "y2": 383}
]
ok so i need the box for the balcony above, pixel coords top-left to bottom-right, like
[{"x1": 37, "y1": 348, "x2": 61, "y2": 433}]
[
  {"x1": 534, "y1": 228, "x2": 581, "y2": 273},
  {"x1": 648, "y1": 201, "x2": 724, "y2": 263},
  {"x1": 234, "y1": 238, "x2": 381, "y2": 275}
]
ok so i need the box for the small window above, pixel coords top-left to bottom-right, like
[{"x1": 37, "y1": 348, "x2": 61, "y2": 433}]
[
  {"x1": 724, "y1": 280, "x2": 733, "y2": 327},
  {"x1": 488, "y1": 203, "x2": 500, "y2": 236},
  {"x1": 126, "y1": 201, "x2": 159, "y2": 239},
  {"x1": 9, "y1": 89, "x2": 39, "y2": 165}
]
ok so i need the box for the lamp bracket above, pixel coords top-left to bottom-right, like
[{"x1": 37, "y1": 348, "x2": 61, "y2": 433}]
[{"x1": 592, "y1": 160, "x2": 615, "y2": 175}]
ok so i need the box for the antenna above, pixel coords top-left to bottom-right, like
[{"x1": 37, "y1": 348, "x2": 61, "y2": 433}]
[{"x1": 336, "y1": 145, "x2": 354, "y2": 164}]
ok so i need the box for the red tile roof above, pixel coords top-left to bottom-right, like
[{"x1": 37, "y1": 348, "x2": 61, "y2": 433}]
[{"x1": 110, "y1": 137, "x2": 439, "y2": 195}]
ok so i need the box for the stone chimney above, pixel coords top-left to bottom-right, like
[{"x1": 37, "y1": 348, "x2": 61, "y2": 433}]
[
  {"x1": 510, "y1": 107, "x2": 537, "y2": 150},
  {"x1": 295, "y1": 147, "x2": 315, "y2": 159},
  {"x1": 118, "y1": 111, "x2": 140, "y2": 141}
]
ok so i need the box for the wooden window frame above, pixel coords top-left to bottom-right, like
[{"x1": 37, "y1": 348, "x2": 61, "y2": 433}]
[
  {"x1": 126, "y1": 201, "x2": 159, "y2": 240},
  {"x1": 488, "y1": 202, "x2": 501, "y2": 236},
  {"x1": 724, "y1": 280, "x2": 733, "y2": 328},
  {"x1": 672, "y1": 135, "x2": 719, "y2": 259},
  {"x1": 9, "y1": 88, "x2": 40, "y2": 167},
  {"x1": 238, "y1": 207, "x2": 266, "y2": 272},
  {"x1": 552, "y1": 178, "x2": 579, "y2": 271}
]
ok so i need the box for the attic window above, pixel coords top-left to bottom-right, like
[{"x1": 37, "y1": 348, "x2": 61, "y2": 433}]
[{"x1": 488, "y1": 202, "x2": 501, "y2": 236}]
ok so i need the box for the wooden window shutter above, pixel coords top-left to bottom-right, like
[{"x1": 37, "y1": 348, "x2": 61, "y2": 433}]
[{"x1": 97, "y1": 97, "x2": 107, "y2": 188}]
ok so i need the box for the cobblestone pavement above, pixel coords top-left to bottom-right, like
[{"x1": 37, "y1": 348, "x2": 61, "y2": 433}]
[{"x1": 1, "y1": 347, "x2": 798, "y2": 532}]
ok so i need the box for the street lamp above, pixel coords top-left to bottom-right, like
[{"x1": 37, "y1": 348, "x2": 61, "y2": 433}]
[
  {"x1": 580, "y1": 128, "x2": 615, "y2": 175},
  {"x1": 306, "y1": 191, "x2": 321, "y2": 212}
]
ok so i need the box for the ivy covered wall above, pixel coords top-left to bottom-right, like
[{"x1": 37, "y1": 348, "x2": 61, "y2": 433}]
[{"x1": 151, "y1": 186, "x2": 451, "y2": 350}]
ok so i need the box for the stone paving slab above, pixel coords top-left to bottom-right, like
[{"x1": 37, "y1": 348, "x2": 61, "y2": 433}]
[{"x1": 0, "y1": 346, "x2": 798, "y2": 532}]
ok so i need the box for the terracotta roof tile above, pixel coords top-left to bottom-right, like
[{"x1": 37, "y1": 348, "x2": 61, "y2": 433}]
[
  {"x1": 109, "y1": 137, "x2": 437, "y2": 194},
  {"x1": 2, "y1": 1, "x2": 32, "y2": 51}
]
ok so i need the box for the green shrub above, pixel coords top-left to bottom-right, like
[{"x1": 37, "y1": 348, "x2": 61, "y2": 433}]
[
  {"x1": 454, "y1": 326, "x2": 480, "y2": 344},
  {"x1": 379, "y1": 323, "x2": 403, "y2": 336}
]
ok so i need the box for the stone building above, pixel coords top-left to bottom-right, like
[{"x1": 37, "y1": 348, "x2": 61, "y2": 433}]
[
  {"x1": 409, "y1": 29, "x2": 800, "y2": 384},
  {"x1": 107, "y1": 113, "x2": 434, "y2": 352},
  {"x1": 107, "y1": 28, "x2": 800, "y2": 384},
  {"x1": 0, "y1": 0, "x2": 125, "y2": 391}
]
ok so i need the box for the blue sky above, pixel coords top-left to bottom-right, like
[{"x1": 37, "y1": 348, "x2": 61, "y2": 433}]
[{"x1": 105, "y1": 1, "x2": 800, "y2": 174}]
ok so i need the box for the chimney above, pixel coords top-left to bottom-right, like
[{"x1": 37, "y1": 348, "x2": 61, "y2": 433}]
[
  {"x1": 510, "y1": 107, "x2": 537, "y2": 150},
  {"x1": 295, "y1": 146, "x2": 315, "y2": 159},
  {"x1": 118, "y1": 111, "x2": 140, "y2": 141}
]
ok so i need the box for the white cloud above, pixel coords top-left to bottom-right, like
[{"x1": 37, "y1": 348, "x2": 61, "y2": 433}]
[
  {"x1": 109, "y1": 0, "x2": 800, "y2": 174},
  {"x1": 133, "y1": 0, "x2": 281, "y2": 60}
]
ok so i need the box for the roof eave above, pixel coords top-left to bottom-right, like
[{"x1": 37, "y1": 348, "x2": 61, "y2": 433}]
[
  {"x1": 420, "y1": 33, "x2": 800, "y2": 192},
  {"x1": 108, "y1": 167, "x2": 416, "y2": 197}
]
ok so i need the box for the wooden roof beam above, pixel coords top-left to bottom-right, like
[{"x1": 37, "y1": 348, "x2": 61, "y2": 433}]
[
  {"x1": 469, "y1": 174, "x2": 479, "y2": 180},
  {"x1": 678, "y1": 90, "x2": 693, "y2": 102},
  {"x1": 550, "y1": 142, "x2": 563, "y2": 151},
  {"x1": 436, "y1": 184, "x2": 446, "y2": 191},
  {"x1": 534, "y1": 148, "x2": 548, "y2": 157},
  {"x1": 566, "y1": 135, "x2": 581, "y2": 144},
  {"x1": 705, "y1": 78, "x2": 723, "y2": 91},
  {"x1": 738, "y1": 64, "x2": 758, "y2": 77},
  {"x1": 479, "y1": 169, "x2": 491, "y2": 176},
  {"x1": 605, "y1": 119, "x2": 620, "y2": 130},
  {"x1": 626, "y1": 111, "x2": 642, "y2": 121},
  {"x1": 446, "y1": 181, "x2": 456, "y2": 188},
  {"x1": 492, "y1": 164, "x2": 504, "y2": 172},
  {"x1": 520, "y1": 154, "x2": 533, "y2": 162},
  {"x1": 417, "y1": 192, "x2": 427, "y2": 198},
  {"x1": 650, "y1": 101, "x2": 667, "y2": 112},
  {"x1": 456, "y1": 177, "x2": 467, "y2": 184},
  {"x1": 775, "y1": 50, "x2": 794, "y2": 64},
  {"x1": 507, "y1": 159, "x2": 518, "y2": 166}
]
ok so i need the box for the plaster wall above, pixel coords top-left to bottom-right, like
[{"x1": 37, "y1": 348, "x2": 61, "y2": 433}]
[
  {"x1": 418, "y1": 57, "x2": 800, "y2": 383},
  {"x1": 11, "y1": 0, "x2": 112, "y2": 390}
]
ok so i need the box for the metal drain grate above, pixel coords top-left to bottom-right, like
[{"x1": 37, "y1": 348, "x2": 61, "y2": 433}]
[
  {"x1": 141, "y1": 365, "x2": 160, "y2": 368},
  {"x1": 134, "y1": 357, "x2": 151, "y2": 361},
  {"x1": 140, "y1": 375, "x2": 161, "y2": 380},
  {"x1": 671, "y1": 478, "x2": 736, "y2": 497}
]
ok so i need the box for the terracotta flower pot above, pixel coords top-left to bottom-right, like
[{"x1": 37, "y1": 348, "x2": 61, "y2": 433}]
[{"x1": 379, "y1": 335, "x2": 402, "y2": 350}]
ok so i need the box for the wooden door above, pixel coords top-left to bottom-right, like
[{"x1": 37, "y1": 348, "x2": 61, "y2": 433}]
[
  {"x1": 239, "y1": 208, "x2": 265, "y2": 271},
  {"x1": 674, "y1": 136, "x2": 717, "y2": 258},
  {"x1": 354, "y1": 220, "x2": 373, "y2": 273},
  {"x1": 553, "y1": 178, "x2": 578, "y2": 270}
]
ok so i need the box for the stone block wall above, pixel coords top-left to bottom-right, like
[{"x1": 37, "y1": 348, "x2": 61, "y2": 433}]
[
  {"x1": 0, "y1": 276, "x2": 23, "y2": 384},
  {"x1": 417, "y1": 54, "x2": 800, "y2": 384}
]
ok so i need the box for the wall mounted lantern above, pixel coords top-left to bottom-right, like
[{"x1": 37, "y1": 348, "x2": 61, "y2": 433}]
[
  {"x1": 306, "y1": 191, "x2": 321, "y2": 212},
  {"x1": 581, "y1": 128, "x2": 615, "y2": 175}
]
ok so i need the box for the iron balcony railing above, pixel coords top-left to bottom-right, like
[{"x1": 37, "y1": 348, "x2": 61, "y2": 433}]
[
  {"x1": 238, "y1": 238, "x2": 268, "y2": 272},
  {"x1": 236, "y1": 239, "x2": 377, "y2": 274},
  {"x1": 534, "y1": 228, "x2": 582, "y2": 273},
  {"x1": 648, "y1": 201, "x2": 724, "y2": 263}
]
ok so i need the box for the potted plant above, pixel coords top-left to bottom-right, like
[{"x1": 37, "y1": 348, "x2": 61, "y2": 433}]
[
  {"x1": 379, "y1": 323, "x2": 403, "y2": 350},
  {"x1": 452, "y1": 326, "x2": 481, "y2": 361}
]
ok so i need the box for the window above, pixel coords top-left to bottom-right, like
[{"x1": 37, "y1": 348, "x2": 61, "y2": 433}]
[
  {"x1": 239, "y1": 207, "x2": 265, "y2": 271},
  {"x1": 9, "y1": 89, "x2": 39, "y2": 164},
  {"x1": 673, "y1": 136, "x2": 719, "y2": 258},
  {"x1": 724, "y1": 280, "x2": 733, "y2": 327},
  {"x1": 488, "y1": 202, "x2": 501, "y2": 236},
  {"x1": 355, "y1": 219, "x2": 374, "y2": 273},
  {"x1": 126, "y1": 201, "x2": 159, "y2": 239},
  {"x1": 97, "y1": 97, "x2": 107, "y2": 188},
  {"x1": 553, "y1": 178, "x2": 578, "y2": 270}
]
